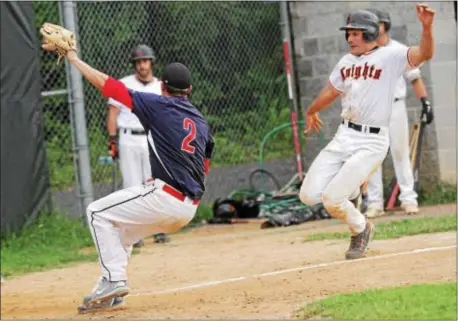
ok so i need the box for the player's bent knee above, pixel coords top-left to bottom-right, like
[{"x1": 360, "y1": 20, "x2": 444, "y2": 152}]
[
  {"x1": 163, "y1": 219, "x2": 190, "y2": 234},
  {"x1": 321, "y1": 190, "x2": 340, "y2": 207},
  {"x1": 86, "y1": 201, "x2": 99, "y2": 217},
  {"x1": 299, "y1": 186, "x2": 321, "y2": 206}
]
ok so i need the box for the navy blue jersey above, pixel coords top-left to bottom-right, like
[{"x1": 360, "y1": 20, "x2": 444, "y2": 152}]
[{"x1": 129, "y1": 90, "x2": 213, "y2": 200}]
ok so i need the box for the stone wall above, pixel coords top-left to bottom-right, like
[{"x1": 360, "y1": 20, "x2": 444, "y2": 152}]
[{"x1": 289, "y1": 1, "x2": 456, "y2": 189}]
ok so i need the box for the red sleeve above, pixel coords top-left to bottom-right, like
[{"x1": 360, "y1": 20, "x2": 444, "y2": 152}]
[
  {"x1": 204, "y1": 158, "x2": 210, "y2": 175},
  {"x1": 102, "y1": 77, "x2": 133, "y2": 109}
]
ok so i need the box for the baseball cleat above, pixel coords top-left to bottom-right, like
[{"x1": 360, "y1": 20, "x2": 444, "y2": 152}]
[
  {"x1": 403, "y1": 204, "x2": 419, "y2": 215},
  {"x1": 133, "y1": 239, "x2": 144, "y2": 248},
  {"x1": 83, "y1": 277, "x2": 129, "y2": 306},
  {"x1": 154, "y1": 233, "x2": 170, "y2": 243},
  {"x1": 78, "y1": 296, "x2": 125, "y2": 314},
  {"x1": 345, "y1": 221, "x2": 375, "y2": 260},
  {"x1": 365, "y1": 206, "x2": 386, "y2": 218}
]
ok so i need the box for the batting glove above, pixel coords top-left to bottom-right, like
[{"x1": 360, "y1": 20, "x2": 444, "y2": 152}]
[
  {"x1": 420, "y1": 97, "x2": 434, "y2": 125},
  {"x1": 108, "y1": 135, "x2": 119, "y2": 160}
]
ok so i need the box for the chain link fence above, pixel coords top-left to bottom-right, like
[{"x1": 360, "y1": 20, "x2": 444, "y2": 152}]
[
  {"x1": 34, "y1": 2, "x2": 77, "y2": 191},
  {"x1": 35, "y1": 1, "x2": 300, "y2": 214}
]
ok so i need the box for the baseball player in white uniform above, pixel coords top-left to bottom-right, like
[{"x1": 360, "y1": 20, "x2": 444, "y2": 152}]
[
  {"x1": 364, "y1": 9, "x2": 434, "y2": 218},
  {"x1": 107, "y1": 44, "x2": 163, "y2": 248},
  {"x1": 299, "y1": 4, "x2": 435, "y2": 260}
]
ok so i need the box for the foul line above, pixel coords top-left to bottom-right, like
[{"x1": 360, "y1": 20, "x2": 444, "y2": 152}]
[{"x1": 129, "y1": 244, "x2": 456, "y2": 297}]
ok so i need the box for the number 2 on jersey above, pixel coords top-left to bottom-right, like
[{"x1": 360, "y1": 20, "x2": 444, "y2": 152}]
[{"x1": 181, "y1": 118, "x2": 196, "y2": 154}]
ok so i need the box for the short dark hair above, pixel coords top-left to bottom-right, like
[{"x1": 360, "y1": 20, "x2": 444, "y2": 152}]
[{"x1": 164, "y1": 84, "x2": 189, "y2": 96}]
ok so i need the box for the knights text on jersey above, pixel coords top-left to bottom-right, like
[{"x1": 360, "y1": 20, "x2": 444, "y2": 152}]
[
  {"x1": 107, "y1": 75, "x2": 162, "y2": 130},
  {"x1": 329, "y1": 45, "x2": 415, "y2": 127},
  {"x1": 129, "y1": 91, "x2": 213, "y2": 200}
]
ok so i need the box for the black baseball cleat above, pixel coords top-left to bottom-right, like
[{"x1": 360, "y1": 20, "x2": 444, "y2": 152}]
[
  {"x1": 133, "y1": 239, "x2": 144, "y2": 248},
  {"x1": 345, "y1": 221, "x2": 375, "y2": 260},
  {"x1": 154, "y1": 233, "x2": 170, "y2": 243}
]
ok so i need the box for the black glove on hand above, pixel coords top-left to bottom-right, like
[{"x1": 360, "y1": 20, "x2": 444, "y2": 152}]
[
  {"x1": 108, "y1": 135, "x2": 119, "y2": 160},
  {"x1": 420, "y1": 97, "x2": 434, "y2": 125}
]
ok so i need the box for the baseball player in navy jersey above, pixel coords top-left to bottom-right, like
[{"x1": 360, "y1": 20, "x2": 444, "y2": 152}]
[
  {"x1": 363, "y1": 9, "x2": 434, "y2": 218},
  {"x1": 107, "y1": 44, "x2": 165, "y2": 248},
  {"x1": 299, "y1": 4, "x2": 435, "y2": 260},
  {"x1": 43, "y1": 46, "x2": 214, "y2": 311}
]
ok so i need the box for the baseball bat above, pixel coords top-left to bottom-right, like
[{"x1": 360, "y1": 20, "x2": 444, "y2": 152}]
[{"x1": 412, "y1": 115, "x2": 428, "y2": 192}]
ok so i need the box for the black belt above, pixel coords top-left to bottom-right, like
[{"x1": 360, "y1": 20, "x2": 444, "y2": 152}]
[
  {"x1": 342, "y1": 120, "x2": 380, "y2": 134},
  {"x1": 122, "y1": 128, "x2": 146, "y2": 135}
]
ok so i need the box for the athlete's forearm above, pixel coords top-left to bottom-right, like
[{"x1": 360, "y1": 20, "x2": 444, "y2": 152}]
[
  {"x1": 419, "y1": 26, "x2": 434, "y2": 60},
  {"x1": 107, "y1": 107, "x2": 119, "y2": 136},
  {"x1": 67, "y1": 51, "x2": 108, "y2": 91},
  {"x1": 410, "y1": 26, "x2": 434, "y2": 66},
  {"x1": 411, "y1": 78, "x2": 428, "y2": 99},
  {"x1": 306, "y1": 83, "x2": 340, "y2": 114}
]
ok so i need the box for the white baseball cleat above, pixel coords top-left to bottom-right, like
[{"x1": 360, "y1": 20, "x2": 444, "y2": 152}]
[
  {"x1": 82, "y1": 277, "x2": 129, "y2": 306},
  {"x1": 365, "y1": 206, "x2": 386, "y2": 218},
  {"x1": 403, "y1": 204, "x2": 419, "y2": 215}
]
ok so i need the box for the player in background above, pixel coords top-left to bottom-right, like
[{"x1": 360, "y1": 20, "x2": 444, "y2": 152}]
[
  {"x1": 107, "y1": 44, "x2": 168, "y2": 248},
  {"x1": 40, "y1": 32, "x2": 215, "y2": 311},
  {"x1": 299, "y1": 4, "x2": 435, "y2": 260},
  {"x1": 363, "y1": 9, "x2": 434, "y2": 218}
]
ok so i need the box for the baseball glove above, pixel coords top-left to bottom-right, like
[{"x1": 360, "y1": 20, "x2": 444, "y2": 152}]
[{"x1": 40, "y1": 23, "x2": 77, "y2": 64}]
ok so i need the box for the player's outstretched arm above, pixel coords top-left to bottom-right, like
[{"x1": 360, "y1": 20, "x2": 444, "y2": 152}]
[
  {"x1": 40, "y1": 23, "x2": 133, "y2": 109},
  {"x1": 408, "y1": 3, "x2": 435, "y2": 67},
  {"x1": 66, "y1": 51, "x2": 109, "y2": 92}
]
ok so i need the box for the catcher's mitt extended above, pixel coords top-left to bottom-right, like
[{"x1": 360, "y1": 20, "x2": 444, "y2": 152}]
[{"x1": 40, "y1": 23, "x2": 77, "y2": 64}]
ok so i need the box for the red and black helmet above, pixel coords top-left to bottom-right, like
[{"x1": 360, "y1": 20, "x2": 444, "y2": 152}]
[{"x1": 340, "y1": 10, "x2": 380, "y2": 42}]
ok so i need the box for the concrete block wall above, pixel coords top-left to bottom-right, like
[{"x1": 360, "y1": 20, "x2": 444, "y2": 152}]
[
  {"x1": 289, "y1": 1, "x2": 456, "y2": 190},
  {"x1": 427, "y1": 2, "x2": 457, "y2": 184}
]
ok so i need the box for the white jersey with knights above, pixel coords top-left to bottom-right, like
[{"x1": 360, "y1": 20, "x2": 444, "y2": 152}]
[
  {"x1": 329, "y1": 45, "x2": 414, "y2": 128},
  {"x1": 387, "y1": 39, "x2": 421, "y2": 100},
  {"x1": 107, "y1": 74, "x2": 162, "y2": 130}
]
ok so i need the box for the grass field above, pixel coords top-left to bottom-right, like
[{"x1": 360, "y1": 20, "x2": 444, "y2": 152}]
[
  {"x1": 296, "y1": 282, "x2": 457, "y2": 320},
  {"x1": 1, "y1": 204, "x2": 213, "y2": 277},
  {"x1": 304, "y1": 214, "x2": 457, "y2": 242}
]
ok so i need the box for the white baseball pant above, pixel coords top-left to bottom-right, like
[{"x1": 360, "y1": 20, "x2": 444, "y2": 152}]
[
  {"x1": 86, "y1": 178, "x2": 198, "y2": 281},
  {"x1": 300, "y1": 122, "x2": 389, "y2": 234},
  {"x1": 118, "y1": 129, "x2": 151, "y2": 188},
  {"x1": 366, "y1": 99, "x2": 418, "y2": 209}
]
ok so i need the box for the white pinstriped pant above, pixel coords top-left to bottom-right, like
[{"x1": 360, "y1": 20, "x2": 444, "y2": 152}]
[{"x1": 86, "y1": 179, "x2": 197, "y2": 281}]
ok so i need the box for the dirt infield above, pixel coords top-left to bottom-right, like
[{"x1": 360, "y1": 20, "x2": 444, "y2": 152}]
[{"x1": 1, "y1": 204, "x2": 456, "y2": 319}]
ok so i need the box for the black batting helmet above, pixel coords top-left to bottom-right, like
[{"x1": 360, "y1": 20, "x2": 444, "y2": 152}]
[
  {"x1": 130, "y1": 44, "x2": 156, "y2": 63},
  {"x1": 340, "y1": 10, "x2": 380, "y2": 42},
  {"x1": 366, "y1": 8, "x2": 391, "y2": 32}
]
